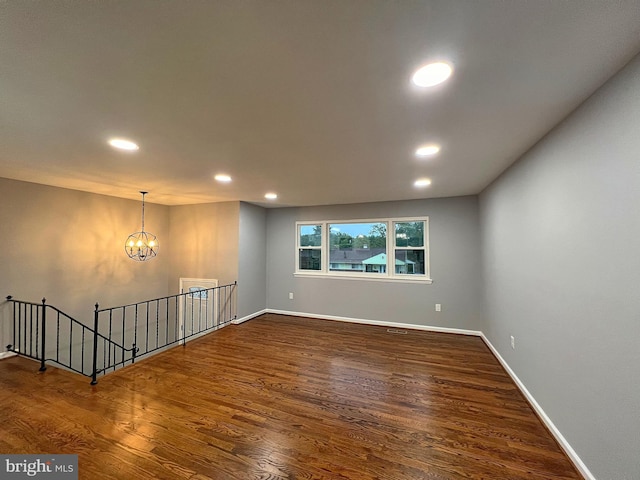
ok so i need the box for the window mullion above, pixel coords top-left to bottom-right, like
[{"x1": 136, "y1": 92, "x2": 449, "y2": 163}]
[
  {"x1": 387, "y1": 221, "x2": 392, "y2": 276},
  {"x1": 322, "y1": 222, "x2": 328, "y2": 273}
]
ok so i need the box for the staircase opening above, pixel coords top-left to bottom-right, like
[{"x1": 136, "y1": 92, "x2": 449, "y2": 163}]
[{"x1": 2, "y1": 281, "x2": 237, "y2": 384}]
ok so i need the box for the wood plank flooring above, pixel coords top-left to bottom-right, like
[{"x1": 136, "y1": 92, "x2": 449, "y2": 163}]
[{"x1": 0, "y1": 313, "x2": 583, "y2": 480}]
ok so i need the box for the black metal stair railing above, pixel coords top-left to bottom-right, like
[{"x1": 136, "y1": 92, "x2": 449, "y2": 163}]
[
  {"x1": 4, "y1": 297, "x2": 136, "y2": 379},
  {"x1": 3, "y1": 281, "x2": 237, "y2": 384},
  {"x1": 92, "y1": 282, "x2": 237, "y2": 383}
]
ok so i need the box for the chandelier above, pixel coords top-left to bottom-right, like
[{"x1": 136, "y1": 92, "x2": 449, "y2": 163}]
[{"x1": 125, "y1": 191, "x2": 158, "y2": 261}]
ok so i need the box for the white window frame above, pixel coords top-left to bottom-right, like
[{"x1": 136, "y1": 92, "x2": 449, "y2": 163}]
[
  {"x1": 392, "y1": 219, "x2": 429, "y2": 278},
  {"x1": 295, "y1": 217, "x2": 431, "y2": 284},
  {"x1": 296, "y1": 223, "x2": 324, "y2": 272}
]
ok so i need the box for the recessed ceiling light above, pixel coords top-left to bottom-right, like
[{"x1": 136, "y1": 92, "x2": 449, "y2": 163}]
[
  {"x1": 214, "y1": 174, "x2": 232, "y2": 183},
  {"x1": 264, "y1": 193, "x2": 278, "y2": 200},
  {"x1": 412, "y1": 62, "x2": 453, "y2": 87},
  {"x1": 415, "y1": 144, "x2": 441, "y2": 157},
  {"x1": 108, "y1": 138, "x2": 139, "y2": 151},
  {"x1": 414, "y1": 178, "x2": 432, "y2": 187}
]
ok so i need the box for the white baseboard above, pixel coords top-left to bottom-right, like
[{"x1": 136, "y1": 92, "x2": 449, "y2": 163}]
[
  {"x1": 266, "y1": 308, "x2": 482, "y2": 337},
  {"x1": 233, "y1": 309, "x2": 267, "y2": 325},
  {"x1": 0, "y1": 351, "x2": 17, "y2": 360},
  {"x1": 480, "y1": 333, "x2": 595, "y2": 480},
  {"x1": 248, "y1": 309, "x2": 592, "y2": 479}
]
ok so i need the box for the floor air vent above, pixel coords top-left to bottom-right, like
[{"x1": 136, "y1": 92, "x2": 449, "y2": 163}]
[{"x1": 387, "y1": 328, "x2": 408, "y2": 335}]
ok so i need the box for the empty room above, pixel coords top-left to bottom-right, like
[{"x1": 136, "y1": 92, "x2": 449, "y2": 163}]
[{"x1": 1, "y1": 2, "x2": 639, "y2": 480}]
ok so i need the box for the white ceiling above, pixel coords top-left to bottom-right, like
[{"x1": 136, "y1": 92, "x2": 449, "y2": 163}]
[{"x1": 1, "y1": 1, "x2": 640, "y2": 207}]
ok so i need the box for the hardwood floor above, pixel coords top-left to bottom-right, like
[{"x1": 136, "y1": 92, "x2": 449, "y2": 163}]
[{"x1": 0, "y1": 314, "x2": 582, "y2": 480}]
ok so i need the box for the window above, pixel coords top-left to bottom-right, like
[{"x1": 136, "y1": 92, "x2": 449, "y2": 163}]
[
  {"x1": 394, "y1": 221, "x2": 426, "y2": 276},
  {"x1": 297, "y1": 224, "x2": 323, "y2": 271},
  {"x1": 329, "y1": 222, "x2": 386, "y2": 274},
  {"x1": 295, "y1": 217, "x2": 430, "y2": 283},
  {"x1": 188, "y1": 286, "x2": 208, "y2": 300}
]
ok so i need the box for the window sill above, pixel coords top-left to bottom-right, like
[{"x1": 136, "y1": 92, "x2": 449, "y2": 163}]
[{"x1": 294, "y1": 272, "x2": 433, "y2": 285}]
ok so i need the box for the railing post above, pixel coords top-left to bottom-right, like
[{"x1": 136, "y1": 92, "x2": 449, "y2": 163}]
[
  {"x1": 6, "y1": 296, "x2": 14, "y2": 351},
  {"x1": 39, "y1": 298, "x2": 47, "y2": 372},
  {"x1": 233, "y1": 281, "x2": 238, "y2": 321},
  {"x1": 91, "y1": 303, "x2": 99, "y2": 385}
]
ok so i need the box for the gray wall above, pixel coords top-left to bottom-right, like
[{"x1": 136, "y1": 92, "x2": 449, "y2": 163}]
[
  {"x1": 237, "y1": 202, "x2": 267, "y2": 319},
  {"x1": 479, "y1": 54, "x2": 640, "y2": 480},
  {"x1": 0, "y1": 178, "x2": 171, "y2": 321},
  {"x1": 168, "y1": 201, "x2": 240, "y2": 293},
  {"x1": 266, "y1": 196, "x2": 482, "y2": 330}
]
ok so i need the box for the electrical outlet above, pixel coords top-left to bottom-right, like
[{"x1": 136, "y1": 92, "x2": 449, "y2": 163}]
[
  {"x1": 289, "y1": 292, "x2": 294, "y2": 300},
  {"x1": 510, "y1": 335, "x2": 515, "y2": 349},
  {"x1": 435, "y1": 304, "x2": 441, "y2": 312}
]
